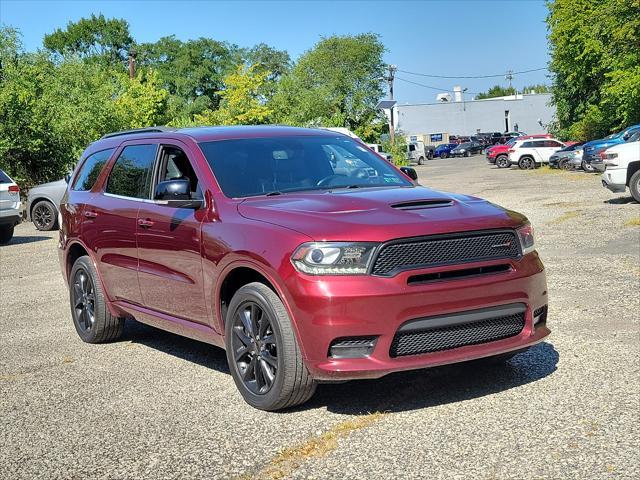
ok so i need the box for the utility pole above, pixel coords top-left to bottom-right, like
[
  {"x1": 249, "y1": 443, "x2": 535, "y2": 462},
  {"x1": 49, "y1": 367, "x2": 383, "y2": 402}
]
[
  {"x1": 128, "y1": 48, "x2": 136, "y2": 80},
  {"x1": 505, "y1": 69, "x2": 513, "y2": 92},
  {"x1": 386, "y1": 64, "x2": 397, "y2": 144}
]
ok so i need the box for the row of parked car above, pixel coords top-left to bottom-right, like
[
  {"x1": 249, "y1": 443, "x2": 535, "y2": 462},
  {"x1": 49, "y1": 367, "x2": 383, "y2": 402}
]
[{"x1": 482, "y1": 124, "x2": 640, "y2": 202}]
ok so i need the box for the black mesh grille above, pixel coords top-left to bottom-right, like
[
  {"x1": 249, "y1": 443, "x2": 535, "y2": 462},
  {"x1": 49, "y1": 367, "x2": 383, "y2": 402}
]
[
  {"x1": 390, "y1": 312, "x2": 525, "y2": 357},
  {"x1": 371, "y1": 231, "x2": 520, "y2": 276}
]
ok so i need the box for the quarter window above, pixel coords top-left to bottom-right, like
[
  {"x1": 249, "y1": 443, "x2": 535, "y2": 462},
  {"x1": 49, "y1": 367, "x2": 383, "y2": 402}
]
[
  {"x1": 72, "y1": 148, "x2": 115, "y2": 191},
  {"x1": 106, "y1": 145, "x2": 157, "y2": 199}
]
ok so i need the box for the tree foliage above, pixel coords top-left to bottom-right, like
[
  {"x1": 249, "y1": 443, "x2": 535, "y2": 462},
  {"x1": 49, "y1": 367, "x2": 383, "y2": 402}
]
[
  {"x1": 194, "y1": 65, "x2": 273, "y2": 126},
  {"x1": 43, "y1": 14, "x2": 133, "y2": 65},
  {"x1": 547, "y1": 0, "x2": 640, "y2": 140},
  {"x1": 475, "y1": 85, "x2": 517, "y2": 100},
  {"x1": 271, "y1": 34, "x2": 386, "y2": 140}
]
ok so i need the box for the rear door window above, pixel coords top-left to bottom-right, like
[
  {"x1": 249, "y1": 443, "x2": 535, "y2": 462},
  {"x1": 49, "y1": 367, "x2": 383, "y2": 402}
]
[
  {"x1": 106, "y1": 145, "x2": 158, "y2": 199},
  {"x1": 72, "y1": 148, "x2": 115, "y2": 191},
  {"x1": 0, "y1": 170, "x2": 13, "y2": 183}
]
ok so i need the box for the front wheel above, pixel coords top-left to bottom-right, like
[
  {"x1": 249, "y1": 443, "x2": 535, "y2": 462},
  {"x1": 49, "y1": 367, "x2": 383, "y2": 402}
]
[
  {"x1": 581, "y1": 160, "x2": 595, "y2": 172},
  {"x1": 559, "y1": 159, "x2": 571, "y2": 170},
  {"x1": 630, "y1": 170, "x2": 640, "y2": 202},
  {"x1": 225, "y1": 282, "x2": 316, "y2": 411},
  {"x1": 496, "y1": 155, "x2": 509, "y2": 168},
  {"x1": 440, "y1": 152, "x2": 448, "y2": 159},
  {"x1": 464, "y1": 151, "x2": 470, "y2": 158},
  {"x1": 0, "y1": 225, "x2": 14, "y2": 245},
  {"x1": 69, "y1": 256, "x2": 124, "y2": 343}
]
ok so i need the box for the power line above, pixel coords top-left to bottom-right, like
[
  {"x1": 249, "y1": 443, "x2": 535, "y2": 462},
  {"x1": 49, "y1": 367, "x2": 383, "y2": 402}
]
[
  {"x1": 396, "y1": 67, "x2": 547, "y2": 79},
  {"x1": 395, "y1": 77, "x2": 481, "y2": 96}
]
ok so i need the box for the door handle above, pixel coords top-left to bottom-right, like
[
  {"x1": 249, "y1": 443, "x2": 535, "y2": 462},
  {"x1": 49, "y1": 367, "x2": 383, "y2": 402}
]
[
  {"x1": 84, "y1": 211, "x2": 98, "y2": 219},
  {"x1": 138, "y1": 218, "x2": 154, "y2": 229}
]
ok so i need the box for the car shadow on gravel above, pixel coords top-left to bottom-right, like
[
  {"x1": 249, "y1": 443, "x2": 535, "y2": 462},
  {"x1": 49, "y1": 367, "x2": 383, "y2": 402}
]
[
  {"x1": 306, "y1": 342, "x2": 559, "y2": 415},
  {"x1": 605, "y1": 196, "x2": 637, "y2": 204},
  {"x1": 4, "y1": 235, "x2": 52, "y2": 245},
  {"x1": 121, "y1": 320, "x2": 230, "y2": 373}
]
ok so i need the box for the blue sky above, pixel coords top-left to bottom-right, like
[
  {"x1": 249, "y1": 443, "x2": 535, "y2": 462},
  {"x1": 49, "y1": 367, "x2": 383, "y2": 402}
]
[{"x1": 0, "y1": 0, "x2": 551, "y2": 103}]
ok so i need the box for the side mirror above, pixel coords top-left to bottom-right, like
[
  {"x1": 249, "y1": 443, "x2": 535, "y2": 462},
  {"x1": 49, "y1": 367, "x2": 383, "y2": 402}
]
[
  {"x1": 400, "y1": 166, "x2": 418, "y2": 181},
  {"x1": 64, "y1": 174, "x2": 71, "y2": 184},
  {"x1": 154, "y1": 179, "x2": 202, "y2": 209}
]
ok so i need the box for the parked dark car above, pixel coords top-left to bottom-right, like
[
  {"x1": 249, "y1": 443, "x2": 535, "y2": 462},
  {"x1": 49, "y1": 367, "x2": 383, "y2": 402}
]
[
  {"x1": 434, "y1": 143, "x2": 458, "y2": 159},
  {"x1": 451, "y1": 141, "x2": 483, "y2": 157},
  {"x1": 477, "y1": 132, "x2": 504, "y2": 146},
  {"x1": 59, "y1": 125, "x2": 549, "y2": 411},
  {"x1": 549, "y1": 142, "x2": 585, "y2": 169}
]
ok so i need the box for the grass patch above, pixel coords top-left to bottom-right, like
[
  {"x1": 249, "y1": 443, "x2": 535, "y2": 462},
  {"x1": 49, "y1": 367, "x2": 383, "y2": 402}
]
[
  {"x1": 549, "y1": 210, "x2": 582, "y2": 224},
  {"x1": 250, "y1": 412, "x2": 385, "y2": 480},
  {"x1": 526, "y1": 165, "x2": 594, "y2": 181},
  {"x1": 624, "y1": 217, "x2": 640, "y2": 226}
]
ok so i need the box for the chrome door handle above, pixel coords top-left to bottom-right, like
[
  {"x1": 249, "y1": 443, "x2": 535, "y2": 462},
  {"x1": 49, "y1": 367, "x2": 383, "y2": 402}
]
[
  {"x1": 138, "y1": 218, "x2": 154, "y2": 229},
  {"x1": 84, "y1": 211, "x2": 98, "y2": 219}
]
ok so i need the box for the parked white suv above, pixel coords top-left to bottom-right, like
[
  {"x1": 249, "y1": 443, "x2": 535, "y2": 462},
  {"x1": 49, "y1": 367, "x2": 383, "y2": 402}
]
[
  {"x1": 0, "y1": 169, "x2": 22, "y2": 244},
  {"x1": 508, "y1": 138, "x2": 566, "y2": 169},
  {"x1": 600, "y1": 135, "x2": 640, "y2": 202}
]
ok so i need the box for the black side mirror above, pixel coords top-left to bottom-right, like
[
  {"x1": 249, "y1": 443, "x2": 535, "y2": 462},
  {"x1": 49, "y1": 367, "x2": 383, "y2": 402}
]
[
  {"x1": 154, "y1": 179, "x2": 202, "y2": 209},
  {"x1": 64, "y1": 174, "x2": 71, "y2": 184},
  {"x1": 400, "y1": 166, "x2": 418, "y2": 181}
]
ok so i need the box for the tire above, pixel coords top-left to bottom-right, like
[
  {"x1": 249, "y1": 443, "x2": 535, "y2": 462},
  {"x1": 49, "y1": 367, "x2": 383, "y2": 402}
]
[
  {"x1": 581, "y1": 160, "x2": 594, "y2": 172},
  {"x1": 427, "y1": 151, "x2": 433, "y2": 160},
  {"x1": 464, "y1": 151, "x2": 470, "y2": 158},
  {"x1": 559, "y1": 159, "x2": 571, "y2": 170},
  {"x1": 440, "y1": 152, "x2": 448, "y2": 159},
  {"x1": 496, "y1": 155, "x2": 509, "y2": 168},
  {"x1": 518, "y1": 156, "x2": 535, "y2": 170},
  {"x1": 0, "y1": 225, "x2": 14, "y2": 245},
  {"x1": 69, "y1": 256, "x2": 124, "y2": 343},
  {"x1": 225, "y1": 282, "x2": 316, "y2": 411},
  {"x1": 630, "y1": 170, "x2": 640, "y2": 203},
  {"x1": 418, "y1": 156, "x2": 425, "y2": 165},
  {"x1": 32, "y1": 200, "x2": 58, "y2": 231}
]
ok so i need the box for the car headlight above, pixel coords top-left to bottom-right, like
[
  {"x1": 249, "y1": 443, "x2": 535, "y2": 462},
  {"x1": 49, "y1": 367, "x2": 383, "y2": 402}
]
[
  {"x1": 291, "y1": 242, "x2": 377, "y2": 275},
  {"x1": 516, "y1": 224, "x2": 535, "y2": 255}
]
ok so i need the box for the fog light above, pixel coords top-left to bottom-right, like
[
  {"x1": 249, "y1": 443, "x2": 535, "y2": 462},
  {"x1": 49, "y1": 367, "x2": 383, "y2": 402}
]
[
  {"x1": 329, "y1": 337, "x2": 378, "y2": 359},
  {"x1": 533, "y1": 305, "x2": 547, "y2": 327}
]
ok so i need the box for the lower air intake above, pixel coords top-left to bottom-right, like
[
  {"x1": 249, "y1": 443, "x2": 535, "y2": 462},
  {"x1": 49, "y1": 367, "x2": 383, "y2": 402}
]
[{"x1": 390, "y1": 304, "x2": 526, "y2": 357}]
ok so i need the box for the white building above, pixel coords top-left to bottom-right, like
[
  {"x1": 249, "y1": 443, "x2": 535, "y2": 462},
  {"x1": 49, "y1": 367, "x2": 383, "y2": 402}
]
[{"x1": 394, "y1": 92, "x2": 555, "y2": 137}]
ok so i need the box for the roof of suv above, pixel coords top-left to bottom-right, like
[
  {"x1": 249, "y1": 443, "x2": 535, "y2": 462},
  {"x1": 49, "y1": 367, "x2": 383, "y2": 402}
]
[{"x1": 98, "y1": 125, "x2": 340, "y2": 144}]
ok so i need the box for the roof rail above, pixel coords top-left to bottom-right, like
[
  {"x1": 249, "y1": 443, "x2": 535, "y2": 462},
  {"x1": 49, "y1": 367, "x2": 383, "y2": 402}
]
[{"x1": 100, "y1": 127, "x2": 176, "y2": 140}]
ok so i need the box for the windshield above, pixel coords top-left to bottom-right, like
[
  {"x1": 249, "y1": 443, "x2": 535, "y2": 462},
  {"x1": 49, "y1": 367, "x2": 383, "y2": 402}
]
[
  {"x1": 199, "y1": 135, "x2": 412, "y2": 198},
  {"x1": 456, "y1": 142, "x2": 472, "y2": 148}
]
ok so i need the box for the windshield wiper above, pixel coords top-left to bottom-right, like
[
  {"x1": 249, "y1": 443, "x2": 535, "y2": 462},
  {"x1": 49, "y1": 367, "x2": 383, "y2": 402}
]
[{"x1": 265, "y1": 191, "x2": 283, "y2": 196}]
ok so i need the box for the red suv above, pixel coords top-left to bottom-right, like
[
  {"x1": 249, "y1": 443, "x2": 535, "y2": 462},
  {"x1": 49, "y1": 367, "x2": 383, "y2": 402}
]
[{"x1": 59, "y1": 126, "x2": 550, "y2": 410}]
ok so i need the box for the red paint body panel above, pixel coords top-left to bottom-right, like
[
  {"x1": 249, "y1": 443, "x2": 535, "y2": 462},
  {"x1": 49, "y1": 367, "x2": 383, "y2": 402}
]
[{"x1": 59, "y1": 126, "x2": 550, "y2": 382}]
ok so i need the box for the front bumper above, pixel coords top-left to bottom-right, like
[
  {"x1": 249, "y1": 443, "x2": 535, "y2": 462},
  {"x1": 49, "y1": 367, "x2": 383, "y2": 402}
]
[
  {"x1": 601, "y1": 168, "x2": 627, "y2": 193},
  {"x1": 590, "y1": 160, "x2": 606, "y2": 172},
  {"x1": 285, "y1": 253, "x2": 549, "y2": 381}
]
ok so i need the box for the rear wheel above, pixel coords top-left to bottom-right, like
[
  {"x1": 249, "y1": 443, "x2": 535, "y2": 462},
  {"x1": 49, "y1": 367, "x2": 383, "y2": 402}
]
[
  {"x1": 0, "y1": 225, "x2": 14, "y2": 245},
  {"x1": 630, "y1": 170, "x2": 640, "y2": 202},
  {"x1": 225, "y1": 282, "x2": 316, "y2": 411},
  {"x1": 418, "y1": 156, "x2": 425, "y2": 165},
  {"x1": 496, "y1": 155, "x2": 509, "y2": 168},
  {"x1": 69, "y1": 256, "x2": 124, "y2": 343},
  {"x1": 32, "y1": 200, "x2": 58, "y2": 231},
  {"x1": 518, "y1": 156, "x2": 535, "y2": 169}
]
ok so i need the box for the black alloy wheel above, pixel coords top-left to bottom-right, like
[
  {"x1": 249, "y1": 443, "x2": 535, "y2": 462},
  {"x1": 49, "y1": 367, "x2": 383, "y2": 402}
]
[
  {"x1": 440, "y1": 152, "x2": 448, "y2": 159},
  {"x1": 496, "y1": 155, "x2": 509, "y2": 168},
  {"x1": 519, "y1": 157, "x2": 535, "y2": 169},
  {"x1": 72, "y1": 267, "x2": 96, "y2": 333},
  {"x1": 32, "y1": 201, "x2": 57, "y2": 231},
  {"x1": 231, "y1": 301, "x2": 278, "y2": 395}
]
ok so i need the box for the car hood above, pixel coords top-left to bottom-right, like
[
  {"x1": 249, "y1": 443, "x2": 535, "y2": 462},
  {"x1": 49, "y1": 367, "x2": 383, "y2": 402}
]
[
  {"x1": 583, "y1": 137, "x2": 621, "y2": 150},
  {"x1": 237, "y1": 186, "x2": 526, "y2": 242},
  {"x1": 28, "y1": 179, "x2": 66, "y2": 196}
]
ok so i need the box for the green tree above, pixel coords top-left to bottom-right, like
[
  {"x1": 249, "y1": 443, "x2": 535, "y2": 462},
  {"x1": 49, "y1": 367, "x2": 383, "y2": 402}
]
[
  {"x1": 271, "y1": 33, "x2": 386, "y2": 136},
  {"x1": 475, "y1": 85, "x2": 517, "y2": 100},
  {"x1": 522, "y1": 83, "x2": 551, "y2": 94},
  {"x1": 547, "y1": 0, "x2": 640, "y2": 140},
  {"x1": 194, "y1": 64, "x2": 273, "y2": 126},
  {"x1": 43, "y1": 14, "x2": 133, "y2": 65}
]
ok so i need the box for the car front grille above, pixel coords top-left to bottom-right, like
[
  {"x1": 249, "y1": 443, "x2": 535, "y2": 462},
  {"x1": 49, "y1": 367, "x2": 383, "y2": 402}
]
[
  {"x1": 371, "y1": 230, "x2": 520, "y2": 276},
  {"x1": 390, "y1": 305, "x2": 526, "y2": 357}
]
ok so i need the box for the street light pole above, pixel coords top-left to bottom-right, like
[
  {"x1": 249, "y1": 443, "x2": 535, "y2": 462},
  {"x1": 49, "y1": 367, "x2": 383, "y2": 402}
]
[{"x1": 386, "y1": 64, "x2": 397, "y2": 144}]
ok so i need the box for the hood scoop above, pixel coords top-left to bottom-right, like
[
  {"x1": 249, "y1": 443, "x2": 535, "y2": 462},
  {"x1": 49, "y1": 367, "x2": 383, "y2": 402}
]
[{"x1": 390, "y1": 199, "x2": 454, "y2": 211}]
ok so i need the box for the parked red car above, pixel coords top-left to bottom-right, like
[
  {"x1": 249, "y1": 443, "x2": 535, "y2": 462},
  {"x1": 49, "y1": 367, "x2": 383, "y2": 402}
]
[
  {"x1": 59, "y1": 126, "x2": 550, "y2": 410},
  {"x1": 486, "y1": 134, "x2": 553, "y2": 168}
]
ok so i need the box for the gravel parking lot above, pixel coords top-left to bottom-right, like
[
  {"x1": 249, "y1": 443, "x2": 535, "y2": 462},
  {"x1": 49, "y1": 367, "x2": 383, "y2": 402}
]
[{"x1": 1, "y1": 156, "x2": 638, "y2": 479}]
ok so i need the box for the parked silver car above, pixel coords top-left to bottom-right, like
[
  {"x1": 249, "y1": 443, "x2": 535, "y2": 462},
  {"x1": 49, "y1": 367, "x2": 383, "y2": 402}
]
[
  {"x1": 26, "y1": 178, "x2": 67, "y2": 231},
  {"x1": 0, "y1": 169, "x2": 22, "y2": 244}
]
